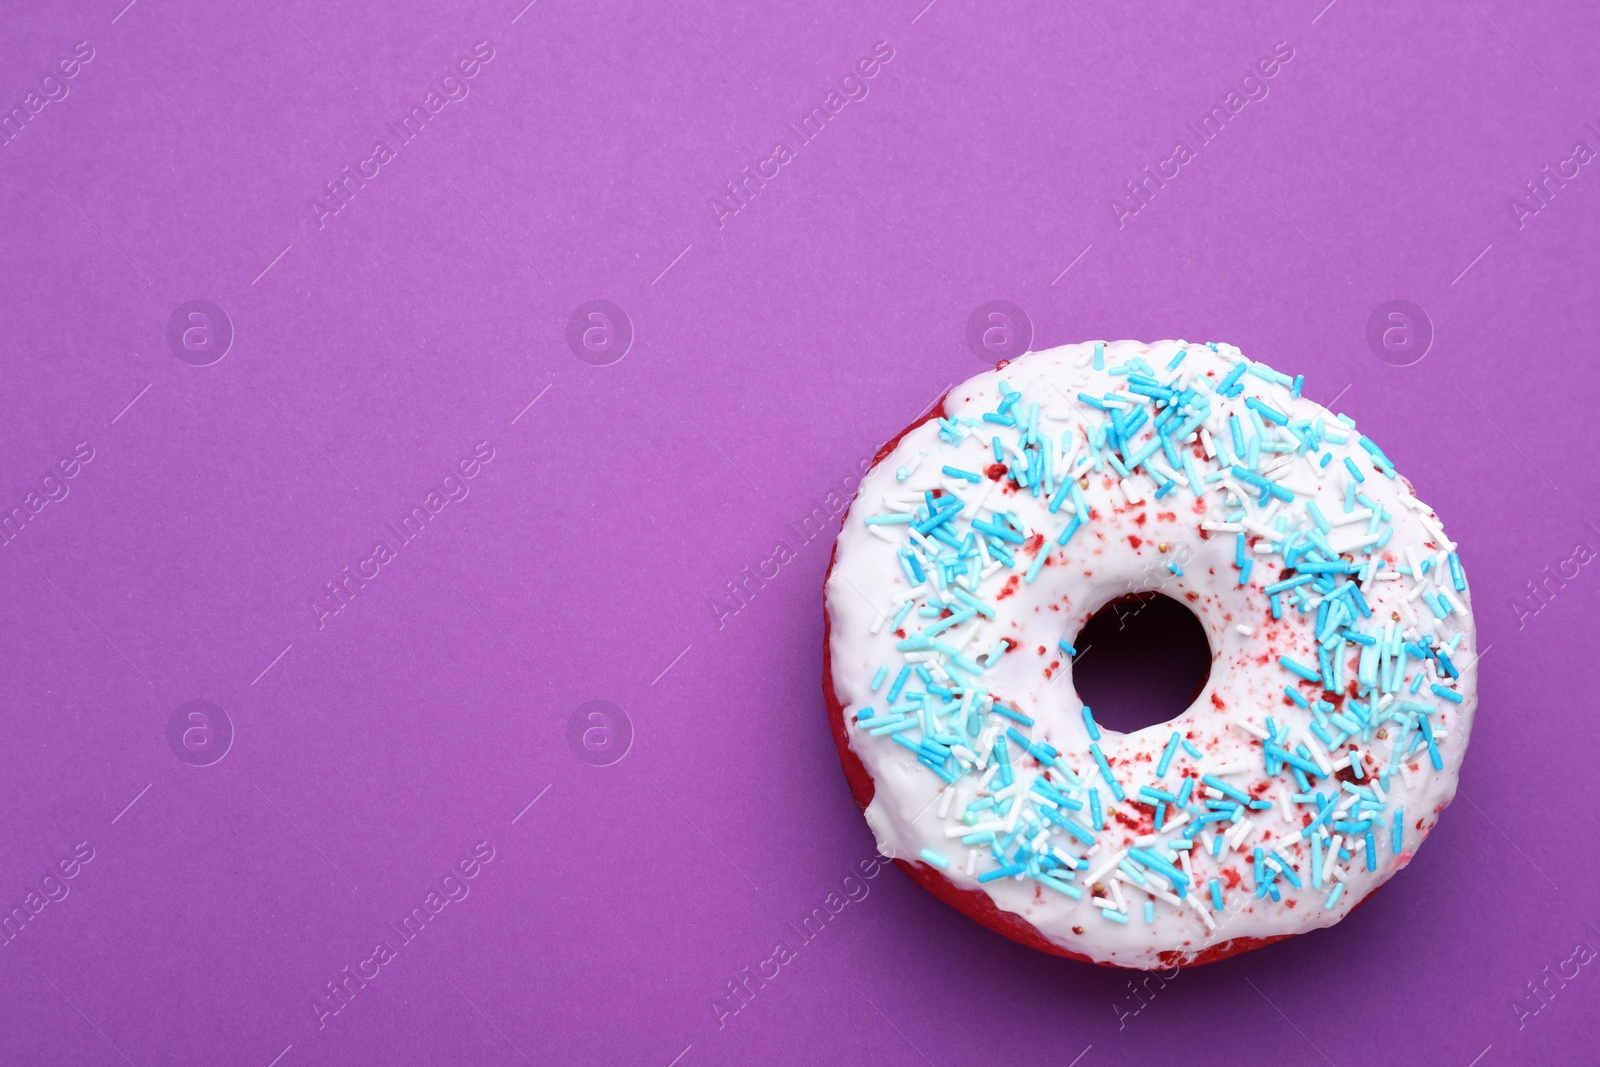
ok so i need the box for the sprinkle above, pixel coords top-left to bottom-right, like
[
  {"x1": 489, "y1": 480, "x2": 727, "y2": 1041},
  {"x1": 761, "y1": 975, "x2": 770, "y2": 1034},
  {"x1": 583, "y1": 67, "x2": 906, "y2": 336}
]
[
  {"x1": 1324, "y1": 882, "x2": 1345, "y2": 909},
  {"x1": 870, "y1": 665, "x2": 888, "y2": 691},
  {"x1": 920, "y1": 848, "x2": 949, "y2": 869},
  {"x1": 1090, "y1": 743, "x2": 1125, "y2": 800},
  {"x1": 1058, "y1": 640, "x2": 1077, "y2": 656},
  {"x1": 1279, "y1": 655, "x2": 1322, "y2": 683},
  {"x1": 1157, "y1": 731, "x2": 1181, "y2": 777},
  {"x1": 1065, "y1": 699, "x2": 1098, "y2": 742}
]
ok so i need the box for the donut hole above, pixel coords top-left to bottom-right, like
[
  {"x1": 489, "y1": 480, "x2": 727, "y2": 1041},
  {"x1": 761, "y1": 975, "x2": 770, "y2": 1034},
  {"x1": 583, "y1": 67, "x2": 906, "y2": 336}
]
[{"x1": 1070, "y1": 593, "x2": 1211, "y2": 735}]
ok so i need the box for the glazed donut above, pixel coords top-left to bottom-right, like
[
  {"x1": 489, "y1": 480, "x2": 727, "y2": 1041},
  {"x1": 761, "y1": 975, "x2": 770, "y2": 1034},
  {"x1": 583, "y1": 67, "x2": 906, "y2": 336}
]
[{"x1": 823, "y1": 340, "x2": 1478, "y2": 969}]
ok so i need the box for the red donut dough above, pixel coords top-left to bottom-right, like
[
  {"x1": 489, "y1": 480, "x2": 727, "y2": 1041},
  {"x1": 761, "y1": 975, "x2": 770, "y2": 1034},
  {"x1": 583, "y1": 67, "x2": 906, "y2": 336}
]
[{"x1": 821, "y1": 388, "x2": 1304, "y2": 968}]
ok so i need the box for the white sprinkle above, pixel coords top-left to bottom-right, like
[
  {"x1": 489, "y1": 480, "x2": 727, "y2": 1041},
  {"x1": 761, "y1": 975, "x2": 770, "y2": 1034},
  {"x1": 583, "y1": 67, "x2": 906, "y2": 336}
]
[
  {"x1": 937, "y1": 787, "x2": 955, "y2": 819},
  {"x1": 1120, "y1": 479, "x2": 1144, "y2": 505},
  {"x1": 1201, "y1": 521, "x2": 1245, "y2": 533},
  {"x1": 1305, "y1": 734, "x2": 1336, "y2": 776},
  {"x1": 870, "y1": 612, "x2": 887, "y2": 634},
  {"x1": 965, "y1": 849, "x2": 979, "y2": 876},
  {"x1": 1329, "y1": 507, "x2": 1373, "y2": 527},
  {"x1": 1231, "y1": 717, "x2": 1268, "y2": 740},
  {"x1": 1086, "y1": 848, "x2": 1128, "y2": 887}
]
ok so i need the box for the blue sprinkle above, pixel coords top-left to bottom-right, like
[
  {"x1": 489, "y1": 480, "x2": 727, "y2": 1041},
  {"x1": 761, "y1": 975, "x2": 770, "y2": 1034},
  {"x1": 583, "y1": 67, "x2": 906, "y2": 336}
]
[
  {"x1": 1100, "y1": 908, "x2": 1130, "y2": 924},
  {"x1": 1430, "y1": 684, "x2": 1464, "y2": 704},
  {"x1": 1089, "y1": 743, "x2": 1125, "y2": 800},
  {"x1": 942, "y1": 465, "x2": 982, "y2": 483},
  {"x1": 870, "y1": 665, "x2": 888, "y2": 691},
  {"x1": 920, "y1": 848, "x2": 950, "y2": 870},
  {"x1": 1279, "y1": 655, "x2": 1322, "y2": 683},
  {"x1": 1058, "y1": 640, "x2": 1077, "y2": 656},
  {"x1": 1209, "y1": 878, "x2": 1224, "y2": 911},
  {"x1": 1082, "y1": 705, "x2": 1101, "y2": 740},
  {"x1": 1157, "y1": 731, "x2": 1181, "y2": 777},
  {"x1": 991, "y1": 703, "x2": 1035, "y2": 727}
]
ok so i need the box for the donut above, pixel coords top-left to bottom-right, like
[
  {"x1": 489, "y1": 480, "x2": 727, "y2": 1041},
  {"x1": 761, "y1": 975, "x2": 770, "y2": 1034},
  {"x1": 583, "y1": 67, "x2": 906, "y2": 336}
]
[{"x1": 823, "y1": 340, "x2": 1477, "y2": 969}]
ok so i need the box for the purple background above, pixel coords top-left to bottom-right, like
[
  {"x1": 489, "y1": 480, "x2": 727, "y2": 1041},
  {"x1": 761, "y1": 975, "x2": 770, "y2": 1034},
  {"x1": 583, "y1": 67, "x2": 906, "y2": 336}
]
[{"x1": 2, "y1": 1, "x2": 1597, "y2": 1064}]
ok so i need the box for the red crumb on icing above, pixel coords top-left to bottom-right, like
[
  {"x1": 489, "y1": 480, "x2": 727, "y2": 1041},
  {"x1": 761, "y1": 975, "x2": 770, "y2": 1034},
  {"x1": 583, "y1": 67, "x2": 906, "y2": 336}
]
[
  {"x1": 986, "y1": 463, "x2": 1008, "y2": 481},
  {"x1": 1025, "y1": 532, "x2": 1045, "y2": 556},
  {"x1": 1135, "y1": 513, "x2": 1148, "y2": 526},
  {"x1": 1211, "y1": 693, "x2": 1227, "y2": 709},
  {"x1": 1128, "y1": 535, "x2": 1143, "y2": 549},
  {"x1": 1222, "y1": 868, "x2": 1242, "y2": 889},
  {"x1": 1114, "y1": 808, "x2": 1154, "y2": 834},
  {"x1": 997, "y1": 575, "x2": 1020, "y2": 600}
]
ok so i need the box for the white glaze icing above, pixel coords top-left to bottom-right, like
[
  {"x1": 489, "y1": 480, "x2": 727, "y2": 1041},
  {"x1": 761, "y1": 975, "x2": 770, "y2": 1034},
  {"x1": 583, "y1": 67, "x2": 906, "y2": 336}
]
[{"x1": 825, "y1": 340, "x2": 1477, "y2": 968}]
